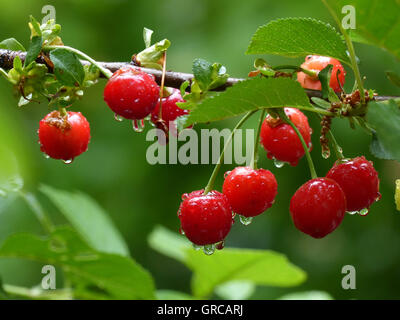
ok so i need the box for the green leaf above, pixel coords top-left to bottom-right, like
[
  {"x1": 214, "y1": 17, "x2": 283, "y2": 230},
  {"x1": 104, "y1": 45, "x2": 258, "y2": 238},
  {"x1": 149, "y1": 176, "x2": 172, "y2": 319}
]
[
  {"x1": 0, "y1": 195, "x2": 17, "y2": 215},
  {"x1": 311, "y1": 97, "x2": 331, "y2": 109},
  {"x1": 156, "y1": 290, "x2": 195, "y2": 300},
  {"x1": 367, "y1": 100, "x2": 400, "y2": 161},
  {"x1": 0, "y1": 148, "x2": 24, "y2": 198},
  {"x1": 0, "y1": 68, "x2": 8, "y2": 81},
  {"x1": 325, "y1": 0, "x2": 400, "y2": 60},
  {"x1": 318, "y1": 65, "x2": 333, "y2": 99},
  {"x1": 39, "y1": 184, "x2": 129, "y2": 257},
  {"x1": 186, "y1": 248, "x2": 306, "y2": 298},
  {"x1": 278, "y1": 290, "x2": 333, "y2": 300},
  {"x1": 316, "y1": 64, "x2": 341, "y2": 103},
  {"x1": 180, "y1": 80, "x2": 190, "y2": 98},
  {"x1": 13, "y1": 56, "x2": 23, "y2": 73},
  {"x1": 136, "y1": 39, "x2": 171, "y2": 70},
  {"x1": 179, "y1": 91, "x2": 220, "y2": 112},
  {"x1": 192, "y1": 59, "x2": 229, "y2": 92},
  {"x1": 29, "y1": 16, "x2": 42, "y2": 37},
  {"x1": 24, "y1": 36, "x2": 42, "y2": 67},
  {"x1": 386, "y1": 71, "x2": 400, "y2": 88},
  {"x1": 0, "y1": 227, "x2": 155, "y2": 299},
  {"x1": 370, "y1": 132, "x2": 391, "y2": 160},
  {"x1": 179, "y1": 59, "x2": 227, "y2": 110},
  {"x1": 215, "y1": 281, "x2": 255, "y2": 300},
  {"x1": 147, "y1": 226, "x2": 305, "y2": 298},
  {"x1": 0, "y1": 38, "x2": 25, "y2": 51},
  {"x1": 50, "y1": 48, "x2": 85, "y2": 86},
  {"x1": 0, "y1": 278, "x2": 8, "y2": 299},
  {"x1": 143, "y1": 27, "x2": 154, "y2": 48},
  {"x1": 147, "y1": 225, "x2": 191, "y2": 263},
  {"x1": 40, "y1": 20, "x2": 63, "y2": 46},
  {"x1": 0, "y1": 175, "x2": 23, "y2": 197},
  {"x1": 184, "y1": 77, "x2": 312, "y2": 127},
  {"x1": 192, "y1": 58, "x2": 213, "y2": 91},
  {"x1": 175, "y1": 114, "x2": 191, "y2": 133},
  {"x1": 254, "y1": 58, "x2": 276, "y2": 76},
  {"x1": 246, "y1": 18, "x2": 349, "y2": 63}
]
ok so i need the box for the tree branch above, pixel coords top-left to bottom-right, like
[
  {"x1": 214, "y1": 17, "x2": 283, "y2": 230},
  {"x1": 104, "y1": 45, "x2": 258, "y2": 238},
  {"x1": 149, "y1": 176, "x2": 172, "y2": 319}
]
[{"x1": 0, "y1": 49, "x2": 397, "y2": 101}]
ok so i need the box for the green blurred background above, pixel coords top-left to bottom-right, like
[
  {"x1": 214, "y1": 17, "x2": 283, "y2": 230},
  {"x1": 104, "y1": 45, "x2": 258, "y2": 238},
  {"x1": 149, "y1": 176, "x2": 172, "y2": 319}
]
[{"x1": 0, "y1": 0, "x2": 400, "y2": 299}]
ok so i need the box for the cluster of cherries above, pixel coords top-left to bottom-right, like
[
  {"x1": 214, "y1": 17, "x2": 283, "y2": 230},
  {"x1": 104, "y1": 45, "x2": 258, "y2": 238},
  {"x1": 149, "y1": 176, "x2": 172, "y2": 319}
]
[
  {"x1": 38, "y1": 66, "x2": 188, "y2": 163},
  {"x1": 179, "y1": 125, "x2": 380, "y2": 253},
  {"x1": 178, "y1": 56, "x2": 380, "y2": 253},
  {"x1": 36, "y1": 55, "x2": 381, "y2": 255}
]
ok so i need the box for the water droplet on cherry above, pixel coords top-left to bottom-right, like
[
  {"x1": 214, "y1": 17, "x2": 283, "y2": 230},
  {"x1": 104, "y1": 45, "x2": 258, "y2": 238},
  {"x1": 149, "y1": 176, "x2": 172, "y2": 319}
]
[
  {"x1": 273, "y1": 159, "x2": 285, "y2": 168},
  {"x1": 239, "y1": 215, "x2": 253, "y2": 225},
  {"x1": 114, "y1": 113, "x2": 124, "y2": 122},
  {"x1": 203, "y1": 244, "x2": 216, "y2": 255},
  {"x1": 192, "y1": 243, "x2": 202, "y2": 251},
  {"x1": 322, "y1": 149, "x2": 331, "y2": 159},
  {"x1": 181, "y1": 193, "x2": 189, "y2": 200},
  {"x1": 224, "y1": 171, "x2": 231, "y2": 179},
  {"x1": 216, "y1": 241, "x2": 225, "y2": 250},
  {"x1": 132, "y1": 119, "x2": 145, "y2": 133}
]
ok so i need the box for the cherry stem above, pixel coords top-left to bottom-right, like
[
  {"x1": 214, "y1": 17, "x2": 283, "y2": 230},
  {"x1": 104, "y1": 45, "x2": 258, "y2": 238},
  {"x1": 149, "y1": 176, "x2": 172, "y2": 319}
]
[
  {"x1": 0, "y1": 68, "x2": 8, "y2": 79},
  {"x1": 315, "y1": 110, "x2": 344, "y2": 160},
  {"x1": 318, "y1": 113, "x2": 344, "y2": 160},
  {"x1": 158, "y1": 51, "x2": 167, "y2": 119},
  {"x1": 250, "y1": 109, "x2": 266, "y2": 170},
  {"x1": 43, "y1": 45, "x2": 114, "y2": 79},
  {"x1": 203, "y1": 110, "x2": 257, "y2": 195},
  {"x1": 280, "y1": 111, "x2": 318, "y2": 179},
  {"x1": 59, "y1": 107, "x2": 67, "y2": 117},
  {"x1": 328, "y1": 129, "x2": 344, "y2": 160},
  {"x1": 322, "y1": 0, "x2": 365, "y2": 104}
]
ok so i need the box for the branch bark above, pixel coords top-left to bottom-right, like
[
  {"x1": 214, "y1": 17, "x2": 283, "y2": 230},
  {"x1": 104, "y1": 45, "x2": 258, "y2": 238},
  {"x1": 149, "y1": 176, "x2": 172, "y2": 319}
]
[{"x1": 0, "y1": 49, "x2": 397, "y2": 101}]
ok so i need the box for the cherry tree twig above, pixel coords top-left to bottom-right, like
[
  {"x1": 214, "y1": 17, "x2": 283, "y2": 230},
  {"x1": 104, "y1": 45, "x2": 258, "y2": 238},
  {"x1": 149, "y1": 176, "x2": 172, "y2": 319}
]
[{"x1": 0, "y1": 49, "x2": 397, "y2": 101}]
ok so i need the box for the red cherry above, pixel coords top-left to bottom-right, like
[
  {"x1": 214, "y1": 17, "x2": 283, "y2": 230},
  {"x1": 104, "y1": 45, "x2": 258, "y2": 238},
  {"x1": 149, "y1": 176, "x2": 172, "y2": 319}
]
[
  {"x1": 38, "y1": 111, "x2": 91, "y2": 161},
  {"x1": 103, "y1": 66, "x2": 159, "y2": 120},
  {"x1": 222, "y1": 166, "x2": 278, "y2": 217},
  {"x1": 178, "y1": 190, "x2": 233, "y2": 246},
  {"x1": 290, "y1": 178, "x2": 346, "y2": 238},
  {"x1": 151, "y1": 88, "x2": 188, "y2": 134},
  {"x1": 297, "y1": 55, "x2": 346, "y2": 92},
  {"x1": 326, "y1": 156, "x2": 380, "y2": 213},
  {"x1": 260, "y1": 108, "x2": 312, "y2": 166}
]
